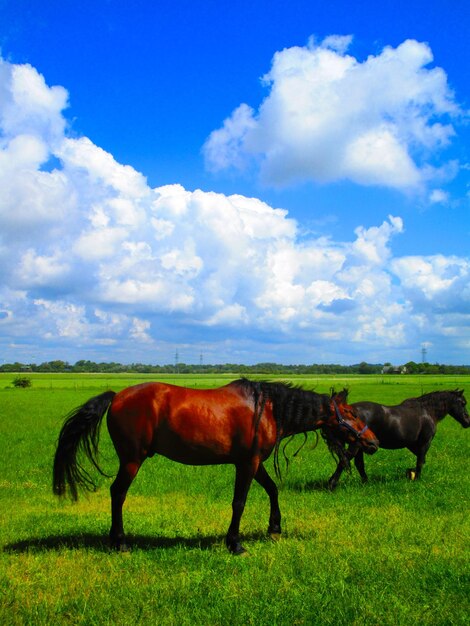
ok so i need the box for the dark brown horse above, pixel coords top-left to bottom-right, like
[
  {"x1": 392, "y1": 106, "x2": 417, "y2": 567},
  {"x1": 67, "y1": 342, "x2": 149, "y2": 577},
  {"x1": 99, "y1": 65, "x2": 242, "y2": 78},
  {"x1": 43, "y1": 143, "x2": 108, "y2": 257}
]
[
  {"x1": 53, "y1": 378, "x2": 378, "y2": 554},
  {"x1": 326, "y1": 389, "x2": 469, "y2": 490}
]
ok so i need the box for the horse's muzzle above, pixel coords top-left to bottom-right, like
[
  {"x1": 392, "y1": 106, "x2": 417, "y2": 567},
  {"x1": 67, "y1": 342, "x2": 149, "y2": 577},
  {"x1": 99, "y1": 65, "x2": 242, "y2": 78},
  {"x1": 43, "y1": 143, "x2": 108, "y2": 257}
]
[{"x1": 363, "y1": 436, "x2": 379, "y2": 454}]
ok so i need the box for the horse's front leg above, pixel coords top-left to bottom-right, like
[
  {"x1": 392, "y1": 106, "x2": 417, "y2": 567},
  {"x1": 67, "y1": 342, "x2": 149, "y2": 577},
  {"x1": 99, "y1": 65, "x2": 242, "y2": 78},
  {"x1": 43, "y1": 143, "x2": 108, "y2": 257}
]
[
  {"x1": 354, "y1": 450, "x2": 368, "y2": 483},
  {"x1": 226, "y1": 460, "x2": 258, "y2": 555},
  {"x1": 328, "y1": 445, "x2": 356, "y2": 491},
  {"x1": 328, "y1": 459, "x2": 345, "y2": 491},
  {"x1": 254, "y1": 463, "x2": 281, "y2": 539}
]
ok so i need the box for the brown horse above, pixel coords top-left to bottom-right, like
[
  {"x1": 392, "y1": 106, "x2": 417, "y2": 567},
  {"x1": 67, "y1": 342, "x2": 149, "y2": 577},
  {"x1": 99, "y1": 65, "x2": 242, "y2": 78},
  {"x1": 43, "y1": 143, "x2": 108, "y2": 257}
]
[{"x1": 53, "y1": 378, "x2": 378, "y2": 554}]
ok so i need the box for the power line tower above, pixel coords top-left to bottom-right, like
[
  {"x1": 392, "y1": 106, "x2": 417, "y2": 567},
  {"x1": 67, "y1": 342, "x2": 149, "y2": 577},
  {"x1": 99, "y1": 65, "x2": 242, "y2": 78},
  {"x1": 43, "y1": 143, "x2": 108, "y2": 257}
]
[
  {"x1": 199, "y1": 352, "x2": 203, "y2": 367},
  {"x1": 421, "y1": 345, "x2": 427, "y2": 363},
  {"x1": 175, "y1": 349, "x2": 179, "y2": 372}
]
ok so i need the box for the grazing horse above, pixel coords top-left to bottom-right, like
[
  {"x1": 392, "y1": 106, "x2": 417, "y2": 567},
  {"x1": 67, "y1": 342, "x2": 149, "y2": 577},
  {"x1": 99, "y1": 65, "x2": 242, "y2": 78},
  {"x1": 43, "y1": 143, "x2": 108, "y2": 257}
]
[
  {"x1": 53, "y1": 378, "x2": 378, "y2": 554},
  {"x1": 326, "y1": 389, "x2": 469, "y2": 490}
]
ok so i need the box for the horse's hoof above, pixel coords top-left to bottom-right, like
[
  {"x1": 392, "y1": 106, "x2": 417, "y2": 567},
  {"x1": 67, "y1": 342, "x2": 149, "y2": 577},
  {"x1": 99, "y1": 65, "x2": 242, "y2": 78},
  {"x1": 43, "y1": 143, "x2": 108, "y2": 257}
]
[
  {"x1": 110, "y1": 544, "x2": 130, "y2": 553},
  {"x1": 118, "y1": 543, "x2": 131, "y2": 553},
  {"x1": 110, "y1": 539, "x2": 130, "y2": 552},
  {"x1": 228, "y1": 542, "x2": 247, "y2": 556},
  {"x1": 269, "y1": 532, "x2": 281, "y2": 542},
  {"x1": 407, "y1": 469, "x2": 417, "y2": 481}
]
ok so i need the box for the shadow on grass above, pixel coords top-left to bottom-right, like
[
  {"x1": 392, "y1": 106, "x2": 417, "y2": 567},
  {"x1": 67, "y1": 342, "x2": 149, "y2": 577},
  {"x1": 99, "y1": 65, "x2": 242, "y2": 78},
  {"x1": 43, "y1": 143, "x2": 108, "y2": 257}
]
[
  {"x1": 285, "y1": 478, "x2": 332, "y2": 492},
  {"x1": 286, "y1": 473, "x2": 405, "y2": 492},
  {"x1": 3, "y1": 530, "x2": 275, "y2": 554}
]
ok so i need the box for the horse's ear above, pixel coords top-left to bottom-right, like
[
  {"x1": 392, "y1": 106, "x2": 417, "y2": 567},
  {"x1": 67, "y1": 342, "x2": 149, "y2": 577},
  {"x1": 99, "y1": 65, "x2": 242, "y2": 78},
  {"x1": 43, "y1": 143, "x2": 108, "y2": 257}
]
[{"x1": 334, "y1": 388, "x2": 349, "y2": 403}]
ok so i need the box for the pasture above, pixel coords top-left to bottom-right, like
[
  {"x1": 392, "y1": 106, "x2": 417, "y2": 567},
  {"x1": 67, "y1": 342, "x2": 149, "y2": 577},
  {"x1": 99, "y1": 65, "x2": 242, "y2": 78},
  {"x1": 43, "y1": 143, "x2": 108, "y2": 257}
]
[{"x1": 1, "y1": 373, "x2": 469, "y2": 625}]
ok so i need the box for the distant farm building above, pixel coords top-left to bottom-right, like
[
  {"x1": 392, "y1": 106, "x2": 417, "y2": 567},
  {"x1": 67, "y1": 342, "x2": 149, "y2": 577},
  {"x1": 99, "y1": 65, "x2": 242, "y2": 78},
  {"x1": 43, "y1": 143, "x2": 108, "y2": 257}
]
[{"x1": 382, "y1": 365, "x2": 407, "y2": 374}]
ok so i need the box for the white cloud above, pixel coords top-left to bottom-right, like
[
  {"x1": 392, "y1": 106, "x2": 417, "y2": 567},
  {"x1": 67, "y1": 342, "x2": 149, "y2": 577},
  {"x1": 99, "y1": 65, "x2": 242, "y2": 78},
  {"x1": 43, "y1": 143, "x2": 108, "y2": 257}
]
[
  {"x1": 391, "y1": 255, "x2": 469, "y2": 305},
  {"x1": 0, "y1": 58, "x2": 68, "y2": 144},
  {"x1": 343, "y1": 127, "x2": 420, "y2": 188},
  {"x1": 130, "y1": 317, "x2": 153, "y2": 343},
  {"x1": 73, "y1": 226, "x2": 128, "y2": 261},
  {"x1": 0, "y1": 136, "x2": 74, "y2": 236},
  {"x1": 203, "y1": 104, "x2": 257, "y2": 173},
  {"x1": 204, "y1": 37, "x2": 461, "y2": 191},
  {"x1": 429, "y1": 189, "x2": 450, "y2": 204},
  {"x1": 15, "y1": 249, "x2": 70, "y2": 287},
  {"x1": 352, "y1": 216, "x2": 404, "y2": 265},
  {"x1": 0, "y1": 54, "x2": 469, "y2": 364},
  {"x1": 34, "y1": 300, "x2": 89, "y2": 339},
  {"x1": 205, "y1": 303, "x2": 249, "y2": 327},
  {"x1": 58, "y1": 137, "x2": 149, "y2": 199}
]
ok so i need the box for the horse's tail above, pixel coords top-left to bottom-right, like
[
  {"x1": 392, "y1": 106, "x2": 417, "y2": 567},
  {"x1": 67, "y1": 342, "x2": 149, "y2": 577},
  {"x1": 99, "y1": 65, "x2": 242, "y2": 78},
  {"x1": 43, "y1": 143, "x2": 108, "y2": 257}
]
[{"x1": 53, "y1": 390, "x2": 116, "y2": 500}]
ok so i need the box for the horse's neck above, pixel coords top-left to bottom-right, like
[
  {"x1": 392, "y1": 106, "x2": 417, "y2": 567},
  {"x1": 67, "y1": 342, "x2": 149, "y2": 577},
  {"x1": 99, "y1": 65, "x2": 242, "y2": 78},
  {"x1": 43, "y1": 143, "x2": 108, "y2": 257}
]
[
  {"x1": 281, "y1": 394, "x2": 326, "y2": 435},
  {"x1": 420, "y1": 393, "x2": 449, "y2": 421}
]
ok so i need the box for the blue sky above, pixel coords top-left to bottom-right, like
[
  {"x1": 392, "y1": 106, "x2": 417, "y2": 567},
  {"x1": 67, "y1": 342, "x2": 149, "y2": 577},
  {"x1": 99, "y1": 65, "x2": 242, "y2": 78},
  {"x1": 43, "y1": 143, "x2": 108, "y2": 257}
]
[{"x1": 0, "y1": 0, "x2": 469, "y2": 365}]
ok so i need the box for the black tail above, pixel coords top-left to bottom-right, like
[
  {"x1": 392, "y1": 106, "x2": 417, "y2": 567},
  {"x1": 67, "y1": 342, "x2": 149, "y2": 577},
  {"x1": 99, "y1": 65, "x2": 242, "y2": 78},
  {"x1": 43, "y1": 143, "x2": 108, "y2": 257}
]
[{"x1": 53, "y1": 390, "x2": 116, "y2": 500}]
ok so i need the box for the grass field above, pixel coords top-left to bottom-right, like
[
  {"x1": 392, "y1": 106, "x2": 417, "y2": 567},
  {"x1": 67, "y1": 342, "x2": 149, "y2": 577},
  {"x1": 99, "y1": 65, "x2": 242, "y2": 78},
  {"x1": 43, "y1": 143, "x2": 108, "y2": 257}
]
[{"x1": 1, "y1": 373, "x2": 469, "y2": 625}]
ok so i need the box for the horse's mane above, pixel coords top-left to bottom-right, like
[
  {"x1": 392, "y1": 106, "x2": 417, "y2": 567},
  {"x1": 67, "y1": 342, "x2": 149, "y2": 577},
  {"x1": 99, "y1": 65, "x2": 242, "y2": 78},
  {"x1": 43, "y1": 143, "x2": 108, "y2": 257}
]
[
  {"x1": 233, "y1": 378, "x2": 328, "y2": 478},
  {"x1": 320, "y1": 427, "x2": 352, "y2": 472},
  {"x1": 402, "y1": 389, "x2": 463, "y2": 411},
  {"x1": 234, "y1": 377, "x2": 327, "y2": 426}
]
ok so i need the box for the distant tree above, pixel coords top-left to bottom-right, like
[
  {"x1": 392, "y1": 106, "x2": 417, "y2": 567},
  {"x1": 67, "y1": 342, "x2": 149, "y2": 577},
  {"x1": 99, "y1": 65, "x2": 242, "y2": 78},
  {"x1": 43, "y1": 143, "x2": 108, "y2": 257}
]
[
  {"x1": 1, "y1": 359, "x2": 469, "y2": 375},
  {"x1": 13, "y1": 376, "x2": 32, "y2": 388},
  {"x1": 404, "y1": 361, "x2": 419, "y2": 374}
]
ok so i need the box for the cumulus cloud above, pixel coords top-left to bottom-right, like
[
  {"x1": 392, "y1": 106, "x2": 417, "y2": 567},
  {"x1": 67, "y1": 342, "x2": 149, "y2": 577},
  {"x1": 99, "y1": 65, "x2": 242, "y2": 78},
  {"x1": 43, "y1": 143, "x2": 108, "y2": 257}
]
[
  {"x1": 0, "y1": 58, "x2": 68, "y2": 143},
  {"x1": 0, "y1": 55, "x2": 469, "y2": 364},
  {"x1": 204, "y1": 37, "x2": 461, "y2": 191},
  {"x1": 429, "y1": 189, "x2": 450, "y2": 204},
  {"x1": 391, "y1": 255, "x2": 469, "y2": 306}
]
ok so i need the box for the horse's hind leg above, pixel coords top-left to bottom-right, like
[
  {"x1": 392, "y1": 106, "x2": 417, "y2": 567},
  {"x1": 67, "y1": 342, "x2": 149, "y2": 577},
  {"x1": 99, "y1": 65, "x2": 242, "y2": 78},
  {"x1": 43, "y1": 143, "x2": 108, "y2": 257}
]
[
  {"x1": 254, "y1": 463, "x2": 281, "y2": 538},
  {"x1": 413, "y1": 450, "x2": 427, "y2": 479},
  {"x1": 109, "y1": 460, "x2": 142, "y2": 551},
  {"x1": 407, "y1": 433, "x2": 434, "y2": 480},
  {"x1": 407, "y1": 448, "x2": 428, "y2": 480}
]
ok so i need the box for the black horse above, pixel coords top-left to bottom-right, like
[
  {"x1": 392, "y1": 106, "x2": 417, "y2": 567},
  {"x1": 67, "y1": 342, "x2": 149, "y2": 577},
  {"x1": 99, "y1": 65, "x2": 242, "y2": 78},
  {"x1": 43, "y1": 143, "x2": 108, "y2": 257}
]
[{"x1": 326, "y1": 389, "x2": 469, "y2": 490}]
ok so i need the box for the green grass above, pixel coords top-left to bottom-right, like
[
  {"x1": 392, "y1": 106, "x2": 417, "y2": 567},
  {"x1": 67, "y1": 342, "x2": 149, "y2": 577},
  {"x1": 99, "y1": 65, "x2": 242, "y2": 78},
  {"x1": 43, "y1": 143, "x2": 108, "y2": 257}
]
[{"x1": 1, "y1": 374, "x2": 469, "y2": 625}]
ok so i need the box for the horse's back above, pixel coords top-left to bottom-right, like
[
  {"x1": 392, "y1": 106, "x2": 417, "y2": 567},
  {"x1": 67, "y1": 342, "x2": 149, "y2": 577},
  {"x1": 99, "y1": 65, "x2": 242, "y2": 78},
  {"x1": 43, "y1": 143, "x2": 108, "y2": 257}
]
[
  {"x1": 110, "y1": 380, "x2": 246, "y2": 415},
  {"x1": 106, "y1": 380, "x2": 275, "y2": 465},
  {"x1": 108, "y1": 380, "x2": 246, "y2": 433},
  {"x1": 353, "y1": 400, "x2": 424, "y2": 449}
]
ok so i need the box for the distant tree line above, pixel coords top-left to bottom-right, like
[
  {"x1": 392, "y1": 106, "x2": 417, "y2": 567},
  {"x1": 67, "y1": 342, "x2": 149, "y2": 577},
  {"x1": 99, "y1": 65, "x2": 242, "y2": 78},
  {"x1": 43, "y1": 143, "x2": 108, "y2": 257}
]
[{"x1": 1, "y1": 359, "x2": 469, "y2": 375}]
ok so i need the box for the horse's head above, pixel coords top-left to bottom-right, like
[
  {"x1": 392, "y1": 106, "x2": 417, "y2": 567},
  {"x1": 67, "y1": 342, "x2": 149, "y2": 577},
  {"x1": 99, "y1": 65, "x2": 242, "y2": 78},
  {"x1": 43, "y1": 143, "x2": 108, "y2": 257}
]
[
  {"x1": 325, "y1": 389, "x2": 379, "y2": 454},
  {"x1": 449, "y1": 390, "x2": 470, "y2": 428}
]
